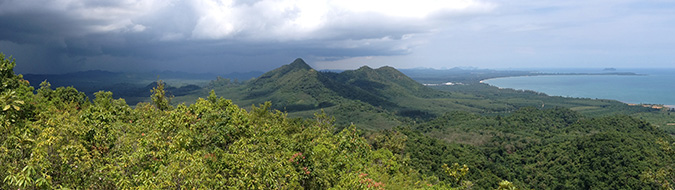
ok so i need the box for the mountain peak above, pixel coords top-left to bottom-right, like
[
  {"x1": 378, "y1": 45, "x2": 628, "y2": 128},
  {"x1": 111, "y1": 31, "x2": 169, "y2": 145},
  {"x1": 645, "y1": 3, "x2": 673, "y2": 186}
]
[
  {"x1": 289, "y1": 58, "x2": 312, "y2": 70},
  {"x1": 254, "y1": 58, "x2": 312, "y2": 80},
  {"x1": 357, "y1": 66, "x2": 373, "y2": 71},
  {"x1": 249, "y1": 58, "x2": 318, "y2": 91}
]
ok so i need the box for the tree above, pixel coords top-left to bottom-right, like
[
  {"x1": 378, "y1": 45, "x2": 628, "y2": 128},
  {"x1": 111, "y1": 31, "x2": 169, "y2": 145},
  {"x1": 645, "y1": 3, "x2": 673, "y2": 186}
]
[
  {"x1": 0, "y1": 53, "x2": 30, "y2": 129},
  {"x1": 641, "y1": 139, "x2": 675, "y2": 190},
  {"x1": 151, "y1": 80, "x2": 172, "y2": 111}
]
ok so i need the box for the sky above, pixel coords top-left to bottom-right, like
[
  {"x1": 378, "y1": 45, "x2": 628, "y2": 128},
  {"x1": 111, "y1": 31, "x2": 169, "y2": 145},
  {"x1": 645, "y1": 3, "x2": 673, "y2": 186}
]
[{"x1": 1, "y1": 0, "x2": 674, "y2": 74}]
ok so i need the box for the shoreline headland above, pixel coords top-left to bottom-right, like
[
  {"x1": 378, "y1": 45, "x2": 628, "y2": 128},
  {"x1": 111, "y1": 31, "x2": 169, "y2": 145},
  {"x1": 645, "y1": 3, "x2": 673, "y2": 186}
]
[{"x1": 480, "y1": 72, "x2": 642, "y2": 84}]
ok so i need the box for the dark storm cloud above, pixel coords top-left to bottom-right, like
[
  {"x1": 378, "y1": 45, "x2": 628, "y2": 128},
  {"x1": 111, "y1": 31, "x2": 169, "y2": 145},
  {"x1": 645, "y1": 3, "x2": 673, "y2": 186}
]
[
  {"x1": 3, "y1": 0, "x2": 674, "y2": 73},
  {"x1": 0, "y1": 0, "x2": 496, "y2": 74}
]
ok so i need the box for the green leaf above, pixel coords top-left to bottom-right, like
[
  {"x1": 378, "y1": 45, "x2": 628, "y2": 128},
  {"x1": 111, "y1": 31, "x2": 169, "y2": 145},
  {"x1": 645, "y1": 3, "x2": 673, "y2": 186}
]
[
  {"x1": 12, "y1": 105, "x2": 20, "y2": 111},
  {"x1": 3, "y1": 105, "x2": 9, "y2": 111}
]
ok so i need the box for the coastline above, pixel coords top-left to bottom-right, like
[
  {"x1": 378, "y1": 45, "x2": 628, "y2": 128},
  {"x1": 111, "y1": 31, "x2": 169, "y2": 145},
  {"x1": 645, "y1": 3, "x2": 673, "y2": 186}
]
[
  {"x1": 479, "y1": 75, "x2": 532, "y2": 84},
  {"x1": 479, "y1": 72, "x2": 643, "y2": 84},
  {"x1": 483, "y1": 74, "x2": 675, "y2": 108},
  {"x1": 626, "y1": 103, "x2": 675, "y2": 110}
]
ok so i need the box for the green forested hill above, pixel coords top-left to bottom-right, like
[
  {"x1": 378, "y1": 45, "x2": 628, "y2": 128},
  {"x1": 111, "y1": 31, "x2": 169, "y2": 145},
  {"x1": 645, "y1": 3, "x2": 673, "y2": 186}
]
[
  {"x1": 405, "y1": 107, "x2": 674, "y2": 189},
  {"x1": 245, "y1": 58, "x2": 341, "y2": 111},
  {"x1": 182, "y1": 58, "x2": 449, "y2": 129}
]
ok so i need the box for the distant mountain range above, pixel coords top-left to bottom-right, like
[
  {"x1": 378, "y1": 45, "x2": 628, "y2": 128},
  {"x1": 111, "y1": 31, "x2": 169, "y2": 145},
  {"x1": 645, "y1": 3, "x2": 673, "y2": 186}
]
[
  {"x1": 177, "y1": 58, "x2": 653, "y2": 130},
  {"x1": 20, "y1": 58, "x2": 659, "y2": 130}
]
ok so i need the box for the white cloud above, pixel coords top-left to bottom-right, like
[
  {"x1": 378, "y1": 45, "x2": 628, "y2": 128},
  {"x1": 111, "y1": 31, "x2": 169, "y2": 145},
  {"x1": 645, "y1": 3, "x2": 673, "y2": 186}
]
[
  {"x1": 332, "y1": 0, "x2": 494, "y2": 18},
  {"x1": 186, "y1": 0, "x2": 495, "y2": 40},
  {"x1": 190, "y1": 0, "x2": 237, "y2": 39}
]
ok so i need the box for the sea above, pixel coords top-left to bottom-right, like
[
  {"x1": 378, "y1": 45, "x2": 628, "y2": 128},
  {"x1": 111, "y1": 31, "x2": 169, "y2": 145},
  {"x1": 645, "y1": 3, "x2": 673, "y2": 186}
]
[{"x1": 483, "y1": 68, "x2": 675, "y2": 107}]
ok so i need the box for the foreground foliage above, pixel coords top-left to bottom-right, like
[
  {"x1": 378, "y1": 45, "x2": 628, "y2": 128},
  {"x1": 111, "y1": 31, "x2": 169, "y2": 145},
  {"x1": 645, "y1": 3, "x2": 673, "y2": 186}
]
[{"x1": 402, "y1": 107, "x2": 675, "y2": 189}]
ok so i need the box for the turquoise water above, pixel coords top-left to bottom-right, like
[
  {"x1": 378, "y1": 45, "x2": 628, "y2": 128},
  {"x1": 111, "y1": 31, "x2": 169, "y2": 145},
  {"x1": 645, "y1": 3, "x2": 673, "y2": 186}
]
[{"x1": 483, "y1": 69, "x2": 675, "y2": 106}]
